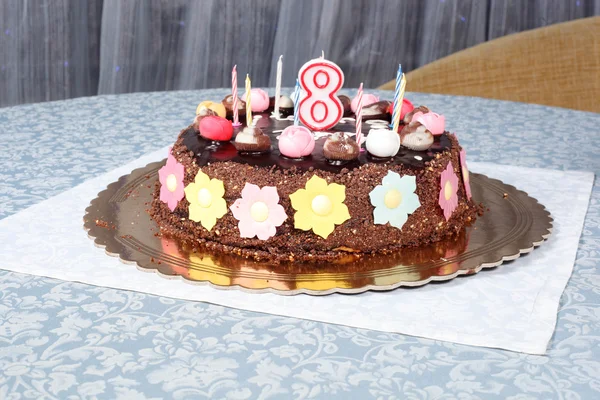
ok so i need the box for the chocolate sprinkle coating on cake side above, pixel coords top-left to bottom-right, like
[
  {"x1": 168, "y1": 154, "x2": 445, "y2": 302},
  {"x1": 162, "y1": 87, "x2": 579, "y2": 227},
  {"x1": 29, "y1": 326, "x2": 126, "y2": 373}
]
[{"x1": 149, "y1": 108, "x2": 481, "y2": 263}]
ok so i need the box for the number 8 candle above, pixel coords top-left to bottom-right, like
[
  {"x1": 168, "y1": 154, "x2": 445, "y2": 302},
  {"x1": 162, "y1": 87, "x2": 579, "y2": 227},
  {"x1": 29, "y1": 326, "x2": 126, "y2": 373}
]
[{"x1": 297, "y1": 57, "x2": 344, "y2": 131}]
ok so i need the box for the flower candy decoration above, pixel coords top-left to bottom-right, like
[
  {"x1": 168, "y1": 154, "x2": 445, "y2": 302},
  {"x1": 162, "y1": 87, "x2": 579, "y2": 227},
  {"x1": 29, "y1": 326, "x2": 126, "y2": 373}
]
[
  {"x1": 369, "y1": 171, "x2": 421, "y2": 230},
  {"x1": 278, "y1": 125, "x2": 315, "y2": 158},
  {"x1": 184, "y1": 170, "x2": 227, "y2": 231},
  {"x1": 230, "y1": 183, "x2": 287, "y2": 240},
  {"x1": 412, "y1": 111, "x2": 446, "y2": 135},
  {"x1": 242, "y1": 88, "x2": 270, "y2": 112},
  {"x1": 289, "y1": 175, "x2": 350, "y2": 239},
  {"x1": 460, "y1": 149, "x2": 472, "y2": 200},
  {"x1": 439, "y1": 162, "x2": 459, "y2": 221},
  {"x1": 158, "y1": 150, "x2": 185, "y2": 211}
]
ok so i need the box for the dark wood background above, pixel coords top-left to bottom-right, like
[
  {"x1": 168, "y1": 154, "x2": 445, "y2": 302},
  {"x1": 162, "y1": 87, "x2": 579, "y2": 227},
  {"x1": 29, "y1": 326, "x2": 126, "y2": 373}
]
[{"x1": 0, "y1": 0, "x2": 598, "y2": 107}]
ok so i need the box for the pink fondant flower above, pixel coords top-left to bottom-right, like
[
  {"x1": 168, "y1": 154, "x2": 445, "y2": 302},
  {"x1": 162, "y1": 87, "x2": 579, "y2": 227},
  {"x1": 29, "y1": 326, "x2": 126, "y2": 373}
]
[
  {"x1": 413, "y1": 112, "x2": 446, "y2": 135},
  {"x1": 230, "y1": 183, "x2": 287, "y2": 240},
  {"x1": 439, "y1": 161, "x2": 459, "y2": 221},
  {"x1": 158, "y1": 149, "x2": 185, "y2": 211},
  {"x1": 242, "y1": 88, "x2": 270, "y2": 112},
  {"x1": 278, "y1": 125, "x2": 315, "y2": 158},
  {"x1": 459, "y1": 149, "x2": 472, "y2": 200}
]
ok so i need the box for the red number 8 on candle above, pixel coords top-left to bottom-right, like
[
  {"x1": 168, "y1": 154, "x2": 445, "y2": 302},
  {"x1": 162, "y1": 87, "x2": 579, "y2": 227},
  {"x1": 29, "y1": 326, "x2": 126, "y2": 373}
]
[{"x1": 298, "y1": 60, "x2": 345, "y2": 131}]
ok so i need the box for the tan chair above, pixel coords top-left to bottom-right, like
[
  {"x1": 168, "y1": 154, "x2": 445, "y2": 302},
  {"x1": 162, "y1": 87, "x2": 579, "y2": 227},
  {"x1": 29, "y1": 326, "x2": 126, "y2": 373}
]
[{"x1": 379, "y1": 17, "x2": 600, "y2": 113}]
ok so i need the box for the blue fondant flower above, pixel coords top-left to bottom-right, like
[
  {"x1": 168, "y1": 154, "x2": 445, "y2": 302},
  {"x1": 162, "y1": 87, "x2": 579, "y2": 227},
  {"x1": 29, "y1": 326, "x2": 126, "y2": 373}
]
[{"x1": 369, "y1": 171, "x2": 421, "y2": 230}]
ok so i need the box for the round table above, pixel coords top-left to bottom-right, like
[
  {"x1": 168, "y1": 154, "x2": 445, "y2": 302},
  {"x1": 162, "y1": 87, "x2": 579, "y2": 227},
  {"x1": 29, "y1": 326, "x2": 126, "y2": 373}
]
[{"x1": 1, "y1": 90, "x2": 599, "y2": 399}]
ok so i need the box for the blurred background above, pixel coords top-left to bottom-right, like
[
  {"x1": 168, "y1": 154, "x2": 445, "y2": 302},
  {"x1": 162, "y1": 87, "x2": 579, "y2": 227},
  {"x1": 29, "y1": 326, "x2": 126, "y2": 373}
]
[{"x1": 0, "y1": 0, "x2": 598, "y2": 109}]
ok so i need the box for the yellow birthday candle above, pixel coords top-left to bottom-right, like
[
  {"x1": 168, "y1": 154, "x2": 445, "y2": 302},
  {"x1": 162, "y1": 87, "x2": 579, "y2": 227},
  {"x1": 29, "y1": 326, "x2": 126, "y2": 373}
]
[
  {"x1": 392, "y1": 73, "x2": 406, "y2": 133},
  {"x1": 245, "y1": 74, "x2": 253, "y2": 126}
]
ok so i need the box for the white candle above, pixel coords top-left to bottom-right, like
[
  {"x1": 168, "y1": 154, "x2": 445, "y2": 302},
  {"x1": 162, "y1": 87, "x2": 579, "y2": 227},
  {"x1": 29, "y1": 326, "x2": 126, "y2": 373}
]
[{"x1": 274, "y1": 55, "x2": 283, "y2": 118}]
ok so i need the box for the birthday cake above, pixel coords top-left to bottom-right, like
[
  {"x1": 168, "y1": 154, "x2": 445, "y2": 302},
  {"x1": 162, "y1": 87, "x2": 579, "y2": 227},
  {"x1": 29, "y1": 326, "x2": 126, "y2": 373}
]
[{"x1": 149, "y1": 59, "x2": 480, "y2": 264}]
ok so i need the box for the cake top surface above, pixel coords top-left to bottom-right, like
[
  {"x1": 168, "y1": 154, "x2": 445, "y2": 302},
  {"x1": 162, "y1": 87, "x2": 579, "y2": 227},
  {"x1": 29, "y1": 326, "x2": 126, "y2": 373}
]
[{"x1": 181, "y1": 106, "x2": 452, "y2": 172}]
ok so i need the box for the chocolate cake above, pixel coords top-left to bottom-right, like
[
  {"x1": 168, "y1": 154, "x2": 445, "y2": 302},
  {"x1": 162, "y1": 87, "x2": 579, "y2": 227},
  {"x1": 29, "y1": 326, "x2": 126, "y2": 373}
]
[{"x1": 149, "y1": 90, "x2": 480, "y2": 264}]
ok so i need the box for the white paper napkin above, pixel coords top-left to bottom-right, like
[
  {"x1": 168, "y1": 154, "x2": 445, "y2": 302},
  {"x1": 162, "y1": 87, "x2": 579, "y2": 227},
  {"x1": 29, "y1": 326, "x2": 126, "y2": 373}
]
[{"x1": 0, "y1": 146, "x2": 593, "y2": 354}]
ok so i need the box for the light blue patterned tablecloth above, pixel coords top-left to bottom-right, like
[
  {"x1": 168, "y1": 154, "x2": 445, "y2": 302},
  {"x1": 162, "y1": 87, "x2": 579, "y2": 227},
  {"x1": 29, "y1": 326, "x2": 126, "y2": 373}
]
[{"x1": 0, "y1": 90, "x2": 599, "y2": 399}]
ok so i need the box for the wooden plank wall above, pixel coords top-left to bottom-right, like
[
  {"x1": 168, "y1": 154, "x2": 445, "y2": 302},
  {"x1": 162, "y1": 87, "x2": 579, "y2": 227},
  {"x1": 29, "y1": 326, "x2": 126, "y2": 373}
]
[
  {"x1": 0, "y1": 0, "x2": 598, "y2": 107},
  {"x1": 0, "y1": 0, "x2": 103, "y2": 106}
]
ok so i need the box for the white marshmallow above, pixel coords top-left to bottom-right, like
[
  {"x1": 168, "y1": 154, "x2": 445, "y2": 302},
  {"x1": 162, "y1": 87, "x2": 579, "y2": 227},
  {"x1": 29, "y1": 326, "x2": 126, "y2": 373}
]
[{"x1": 365, "y1": 129, "x2": 400, "y2": 158}]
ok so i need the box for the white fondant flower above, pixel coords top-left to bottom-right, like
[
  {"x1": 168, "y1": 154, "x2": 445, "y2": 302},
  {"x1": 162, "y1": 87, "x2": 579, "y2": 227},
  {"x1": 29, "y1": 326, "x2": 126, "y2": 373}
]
[{"x1": 369, "y1": 171, "x2": 421, "y2": 230}]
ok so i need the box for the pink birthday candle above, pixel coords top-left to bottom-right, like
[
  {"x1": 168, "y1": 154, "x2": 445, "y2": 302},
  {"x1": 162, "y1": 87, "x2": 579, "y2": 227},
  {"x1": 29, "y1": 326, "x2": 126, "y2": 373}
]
[
  {"x1": 232, "y1": 65, "x2": 241, "y2": 126},
  {"x1": 355, "y1": 83, "x2": 364, "y2": 145}
]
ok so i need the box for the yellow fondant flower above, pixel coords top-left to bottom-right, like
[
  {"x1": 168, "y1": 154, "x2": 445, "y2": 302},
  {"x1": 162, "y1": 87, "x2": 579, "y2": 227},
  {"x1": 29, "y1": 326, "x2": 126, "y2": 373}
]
[
  {"x1": 184, "y1": 170, "x2": 227, "y2": 231},
  {"x1": 289, "y1": 175, "x2": 350, "y2": 239}
]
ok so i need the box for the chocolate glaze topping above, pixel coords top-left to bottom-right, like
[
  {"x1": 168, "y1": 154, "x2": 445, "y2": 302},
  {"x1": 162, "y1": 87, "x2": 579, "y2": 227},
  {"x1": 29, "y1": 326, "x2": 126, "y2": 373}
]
[{"x1": 182, "y1": 110, "x2": 451, "y2": 173}]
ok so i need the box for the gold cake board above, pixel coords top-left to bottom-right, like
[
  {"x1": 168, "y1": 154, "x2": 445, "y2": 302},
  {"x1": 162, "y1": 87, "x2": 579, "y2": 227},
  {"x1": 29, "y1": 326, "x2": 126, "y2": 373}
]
[{"x1": 84, "y1": 160, "x2": 552, "y2": 296}]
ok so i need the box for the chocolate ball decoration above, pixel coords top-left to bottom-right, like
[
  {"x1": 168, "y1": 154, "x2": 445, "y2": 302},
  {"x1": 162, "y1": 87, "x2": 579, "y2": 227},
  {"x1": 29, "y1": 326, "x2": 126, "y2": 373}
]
[
  {"x1": 234, "y1": 126, "x2": 271, "y2": 153},
  {"x1": 222, "y1": 94, "x2": 246, "y2": 118},
  {"x1": 338, "y1": 95, "x2": 352, "y2": 117},
  {"x1": 323, "y1": 132, "x2": 360, "y2": 161},
  {"x1": 279, "y1": 95, "x2": 294, "y2": 112},
  {"x1": 363, "y1": 100, "x2": 393, "y2": 120},
  {"x1": 269, "y1": 95, "x2": 295, "y2": 117},
  {"x1": 400, "y1": 122, "x2": 434, "y2": 151}
]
